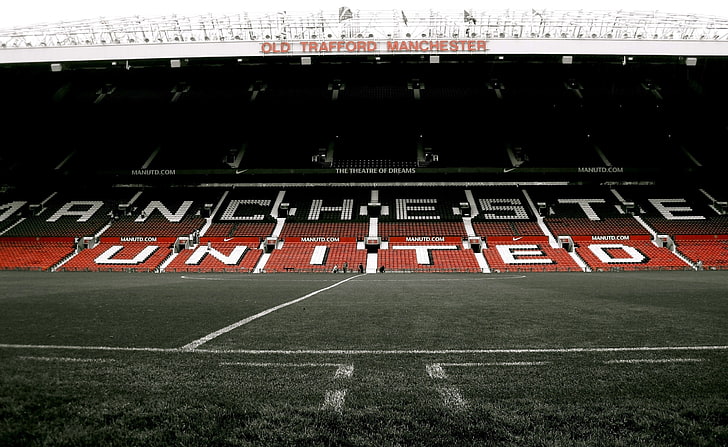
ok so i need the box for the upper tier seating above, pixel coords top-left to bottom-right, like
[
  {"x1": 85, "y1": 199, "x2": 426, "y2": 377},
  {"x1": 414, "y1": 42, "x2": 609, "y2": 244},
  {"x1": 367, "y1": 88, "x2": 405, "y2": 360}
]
[
  {"x1": 102, "y1": 189, "x2": 218, "y2": 238},
  {"x1": 473, "y1": 221, "x2": 544, "y2": 237},
  {"x1": 545, "y1": 217, "x2": 650, "y2": 237},
  {"x1": 282, "y1": 187, "x2": 371, "y2": 223},
  {"x1": 204, "y1": 222, "x2": 276, "y2": 238},
  {"x1": 378, "y1": 221, "x2": 467, "y2": 238},
  {"x1": 203, "y1": 188, "x2": 278, "y2": 237},
  {"x1": 614, "y1": 185, "x2": 727, "y2": 237},
  {"x1": 280, "y1": 222, "x2": 369, "y2": 239},
  {"x1": 3, "y1": 190, "x2": 132, "y2": 238},
  {"x1": 377, "y1": 187, "x2": 469, "y2": 222}
]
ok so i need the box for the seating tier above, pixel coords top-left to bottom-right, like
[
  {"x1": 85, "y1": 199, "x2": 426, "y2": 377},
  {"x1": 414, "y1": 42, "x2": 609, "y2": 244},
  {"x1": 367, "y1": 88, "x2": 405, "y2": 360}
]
[
  {"x1": 0, "y1": 239, "x2": 75, "y2": 271},
  {"x1": 575, "y1": 240, "x2": 689, "y2": 271},
  {"x1": 58, "y1": 242, "x2": 173, "y2": 272},
  {"x1": 165, "y1": 243, "x2": 263, "y2": 273},
  {"x1": 264, "y1": 242, "x2": 367, "y2": 273}
]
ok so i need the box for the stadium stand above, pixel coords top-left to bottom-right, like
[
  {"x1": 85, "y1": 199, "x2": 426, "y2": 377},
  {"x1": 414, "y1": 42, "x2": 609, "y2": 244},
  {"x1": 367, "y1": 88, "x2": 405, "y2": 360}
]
[
  {"x1": 482, "y1": 240, "x2": 582, "y2": 273},
  {"x1": 378, "y1": 240, "x2": 481, "y2": 273},
  {"x1": 573, "y1": 238, "x2": 691, "y2": 271},
  {"x1": 58, "y1": 241, "x2": 174, "y2": 272},
  {"x1": 0, "y1": 238, "x2": 76, "y2": 271},
  {"x1": 165, "y1": 241, "x2": 264, "y2": 273},
  {"x1": 264, "y1": 240, "x2": 367, "y2": 273},
  {"x1": 1, "y1": 10, "x2": 727, "y2": 273}
]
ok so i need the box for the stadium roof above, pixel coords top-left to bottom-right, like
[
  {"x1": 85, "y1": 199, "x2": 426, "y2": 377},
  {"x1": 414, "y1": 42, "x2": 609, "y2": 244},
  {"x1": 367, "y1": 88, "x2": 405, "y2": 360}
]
[{"x1": 2, "y1": 9, "x2": 728, "y2": 64}]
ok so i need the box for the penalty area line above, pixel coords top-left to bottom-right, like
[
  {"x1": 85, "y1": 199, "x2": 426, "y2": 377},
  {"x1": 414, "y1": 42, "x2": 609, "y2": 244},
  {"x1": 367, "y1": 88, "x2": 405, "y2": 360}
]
[{"x1": 179, "y1": 274, "x2": 360, "y2": 351}]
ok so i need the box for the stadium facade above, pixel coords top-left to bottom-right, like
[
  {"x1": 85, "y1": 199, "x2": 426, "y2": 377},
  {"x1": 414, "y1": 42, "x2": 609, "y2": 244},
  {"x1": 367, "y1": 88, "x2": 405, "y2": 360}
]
[{"x1": 0, "y1": 9, "x2": 726, "y2": 273}]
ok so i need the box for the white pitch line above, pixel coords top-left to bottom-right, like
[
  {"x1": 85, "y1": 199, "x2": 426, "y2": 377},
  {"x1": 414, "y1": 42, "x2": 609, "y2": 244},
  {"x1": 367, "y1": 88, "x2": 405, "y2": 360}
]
[
  {"x1": 604, "y1": 358, "x2": 704, "y2": 364},
  {"x1": 18, "y1": 356, "x2": 116, "y2": 363},
  {"x1": 2, "y1": 344, "x2": 727, "y2": 355},
  {"x1": 180, "y1": 274, "x2": 360, "y2": 351},
  {"x1": 442, "y1": 361, "x2": 549, "y2": 367},
  {"x1": 220, "y1": 362, "x2": 349, "y2": 368},
  {"x1": 191, "y1": 345, "x2": 728, "y2": 355},
  {"x1": 181, "y1": 276, "x2": 354, "y2": 282},
  {"x1": 352, "y1": 275, "x2": 527, "y2": 282},
  {"x1": 0, "y1": 344, "x2": 173, "y2": 352}
]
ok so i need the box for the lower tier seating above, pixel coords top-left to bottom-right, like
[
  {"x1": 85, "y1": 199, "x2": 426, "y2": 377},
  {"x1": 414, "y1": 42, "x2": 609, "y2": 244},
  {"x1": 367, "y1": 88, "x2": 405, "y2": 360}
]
[
  {"x1": 676, "y1": 239, "x2": 728, "y2": 269},
  {"x1": 574, "y1": 240, "x2": 690, "y2": 271},
  {"x1": 264, "y1": 242, "x2": 367, "y2": 273},
  {"x1": 0, "y1": 239, "x2": 75, "y2": 271},
  {"x1": 483, "y1": 242, "x2": 581, "y2": 272},
  {"x1": 377, "y1": 241, "x2": 481, "y2": 272},
  {"x1": 58, "y1": 242, "x2": 174, "y2": 272},
  {"x1": 165, "y1": 243, "x2": 263, "y2": 273}
]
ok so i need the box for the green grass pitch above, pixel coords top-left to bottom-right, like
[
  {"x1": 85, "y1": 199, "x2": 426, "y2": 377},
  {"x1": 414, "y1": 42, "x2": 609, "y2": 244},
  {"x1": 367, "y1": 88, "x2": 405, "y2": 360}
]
[{"x1": 1, "y1": 271, "x2": 726, "y2": 446}]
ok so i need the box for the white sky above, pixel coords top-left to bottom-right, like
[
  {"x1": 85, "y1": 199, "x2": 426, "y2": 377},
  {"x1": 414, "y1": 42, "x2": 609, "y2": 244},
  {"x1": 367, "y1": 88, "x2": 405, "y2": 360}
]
[{"x1": 2, "y1": 0, "x2": 728, "y2": 29}]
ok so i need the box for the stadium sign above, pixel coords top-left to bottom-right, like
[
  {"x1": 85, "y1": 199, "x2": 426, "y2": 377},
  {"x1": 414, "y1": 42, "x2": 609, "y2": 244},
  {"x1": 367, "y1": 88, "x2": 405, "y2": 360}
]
[{"x1": 260, "y1": 39, "x2": 487, "y2": 55}]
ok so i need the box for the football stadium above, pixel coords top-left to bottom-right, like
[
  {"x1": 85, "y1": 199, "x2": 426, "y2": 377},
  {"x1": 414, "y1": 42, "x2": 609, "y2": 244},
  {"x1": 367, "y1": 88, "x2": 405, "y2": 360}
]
[{"x1": 1, "y1": 7, "x2": 727, "y2": 446}]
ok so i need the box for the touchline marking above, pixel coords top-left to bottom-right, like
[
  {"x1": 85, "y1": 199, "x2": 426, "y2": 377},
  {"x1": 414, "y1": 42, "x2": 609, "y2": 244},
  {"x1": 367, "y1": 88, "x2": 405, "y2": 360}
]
[
  {"x1": 180, "y1": 274, "x2": 360, "y2": 351},
  {"x1": 18, "y1": 356, "x2": 116, "y2": 363},
  {"x1": 1, "y1": 344, "x2": 726, "y2": 355},
  {"x1": 192, "y1": 345, "x2": 728, "y2": 355},
  {"x1": 604, "y1": 358, "x2": 704, "y2": 364},
  {"x1": 180, "y1": 275, "x2": 224, "y2": 281},
  {"x1": 442, "y1": 361, "x2": 549, "y2": 367},
  {"x1": 355, "y1": 275, "x2": 527, "y2": 282},
  {"x1": 180, "y1": 276, "x2": 354, "y2": 282},
  {"x1": 0, "y1": 344, "x2": 173, "y2": 352}
]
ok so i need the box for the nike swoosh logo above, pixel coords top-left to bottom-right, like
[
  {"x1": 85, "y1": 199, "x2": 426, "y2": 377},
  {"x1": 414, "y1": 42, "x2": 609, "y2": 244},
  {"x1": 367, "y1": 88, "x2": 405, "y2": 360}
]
[
  {"x1": 236, "y1": 169, "x2": 248, "y2": 174},
  {"x1": 224, "y1": 237, "x2": 234, "y2": 242},
  {"x1": 503, "y1": 167, "x2": 516, "y2": 173},
  {"x1": 512, "y1": 237, "x2": 523, "y2": 241}
]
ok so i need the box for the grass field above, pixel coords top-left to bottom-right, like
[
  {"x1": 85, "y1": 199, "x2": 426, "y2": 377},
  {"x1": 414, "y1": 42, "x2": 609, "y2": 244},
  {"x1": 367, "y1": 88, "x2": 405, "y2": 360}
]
[{"x1": 1, "y1": 271, "x2": 726, "y2": 446}]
